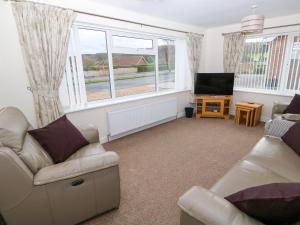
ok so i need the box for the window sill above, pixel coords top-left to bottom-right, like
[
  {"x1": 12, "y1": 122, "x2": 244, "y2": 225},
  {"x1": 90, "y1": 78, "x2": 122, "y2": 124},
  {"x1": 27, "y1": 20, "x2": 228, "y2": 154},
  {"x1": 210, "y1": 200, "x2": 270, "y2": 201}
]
[
  {"x1": 233, "y1": 88, "x2": 297, "y2": 97},
  {"x1": 64, "y1": 89, "x2": 190, "y2": 114}
]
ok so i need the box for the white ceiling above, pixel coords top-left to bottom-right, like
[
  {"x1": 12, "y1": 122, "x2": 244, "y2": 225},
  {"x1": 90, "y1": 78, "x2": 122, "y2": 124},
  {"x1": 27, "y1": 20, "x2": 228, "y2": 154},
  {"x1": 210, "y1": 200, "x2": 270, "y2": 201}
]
[{"x1": 90, "y1": 0, "x2": 300, "y2": 27}]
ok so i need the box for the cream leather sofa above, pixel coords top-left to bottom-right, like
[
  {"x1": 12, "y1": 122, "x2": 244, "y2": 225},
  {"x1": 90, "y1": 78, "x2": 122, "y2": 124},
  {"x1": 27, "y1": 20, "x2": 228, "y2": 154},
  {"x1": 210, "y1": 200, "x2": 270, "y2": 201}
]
[
  {"x1": 0, "y1": 107, "x2": 120, "y2": 225},
  {"x1": 271, "y1": 102, "x2": 289, "y2": 119},
  {"x1": 178, "y1": 135, "x2": 300, "y2": 225}
]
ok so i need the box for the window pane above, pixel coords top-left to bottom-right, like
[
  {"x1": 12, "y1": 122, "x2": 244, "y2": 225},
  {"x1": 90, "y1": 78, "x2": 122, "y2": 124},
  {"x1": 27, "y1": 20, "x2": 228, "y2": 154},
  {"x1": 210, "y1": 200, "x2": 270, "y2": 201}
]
[
  {"x1": 78, "y1": 28, "x2": 111, "y2": 101},
  {"x1": 286, "y1": 36, "x2": 300, "y2": 91},
  {"x1": 236, "y1": 35, "x2": 287, "y2": 91},
  {"x1": 158, "y1": 39, "x2": 175, "y2": 91},
  {"x1": 112, "y1": 54, "x2": 156, "y2": 97},
  {"x1": 112, "y1": 36, "x2": 153, "y2": 49}
]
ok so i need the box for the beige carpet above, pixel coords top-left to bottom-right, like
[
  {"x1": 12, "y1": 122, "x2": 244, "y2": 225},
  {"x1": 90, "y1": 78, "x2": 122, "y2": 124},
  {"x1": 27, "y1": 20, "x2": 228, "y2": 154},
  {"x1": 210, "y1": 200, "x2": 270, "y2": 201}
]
[{"x1": 84, "y1": 118, "x2": 264, "y2": 225}]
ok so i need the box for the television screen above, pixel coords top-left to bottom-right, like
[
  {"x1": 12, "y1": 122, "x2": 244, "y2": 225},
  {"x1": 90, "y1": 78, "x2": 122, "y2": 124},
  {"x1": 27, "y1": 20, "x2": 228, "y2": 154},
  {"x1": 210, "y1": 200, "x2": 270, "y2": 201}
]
[{"x1": 194, "y1": 73, "x2": 234, "y2": 96}]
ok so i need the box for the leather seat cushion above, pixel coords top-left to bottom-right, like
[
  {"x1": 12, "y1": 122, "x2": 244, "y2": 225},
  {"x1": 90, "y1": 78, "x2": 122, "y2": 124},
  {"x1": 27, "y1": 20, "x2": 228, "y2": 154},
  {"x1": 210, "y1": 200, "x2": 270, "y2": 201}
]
[{"x1": 66, "y1": 143, "x2": 106, "y2": 161}]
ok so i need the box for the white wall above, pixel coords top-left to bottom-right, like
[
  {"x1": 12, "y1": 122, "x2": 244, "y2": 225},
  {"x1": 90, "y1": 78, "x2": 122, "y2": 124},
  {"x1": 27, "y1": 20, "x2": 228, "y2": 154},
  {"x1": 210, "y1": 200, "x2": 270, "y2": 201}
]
[
  {"x1": 0, "y1": 0, "x2": 203, "y2": 139},
  {"x1": 203, "y1": 13, "x2": 300, "y2": 121},
  {"x1": 0, "y1": 2, "x2": 36, "y2": 125}
]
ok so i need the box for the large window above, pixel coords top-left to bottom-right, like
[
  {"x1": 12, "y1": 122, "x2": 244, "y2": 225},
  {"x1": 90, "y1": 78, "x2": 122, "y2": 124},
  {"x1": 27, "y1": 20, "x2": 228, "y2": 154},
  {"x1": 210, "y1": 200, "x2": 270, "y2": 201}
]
[
  {"x1": 286, "y1": 36, "x2": 300, "y2": 92},
  {"x1": 78, "y1": 28, "x2": 111, "y2": 101},
  {"x1": 111, "y1": 34, "x2": 156, "y2": 97},
  {"x1": 235, "y1": 32, "x2": 300, "y2": 95},
  {"x1": 112, "y1": 54, "x2": 156, "y2": 97},
  {"x1": 158, "y1": 39, "x2": 175, "y2": 91},
  {"x1": 62, "y1": 25, "x2": 177, "y2": 108}
]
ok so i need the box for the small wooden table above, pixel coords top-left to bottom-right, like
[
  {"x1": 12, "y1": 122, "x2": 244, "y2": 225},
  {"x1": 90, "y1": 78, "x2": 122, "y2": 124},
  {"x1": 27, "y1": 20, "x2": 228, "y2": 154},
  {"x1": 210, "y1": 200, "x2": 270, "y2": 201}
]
[{"x1": 235, "y1": 102, "x2": 263, "y2": 127}]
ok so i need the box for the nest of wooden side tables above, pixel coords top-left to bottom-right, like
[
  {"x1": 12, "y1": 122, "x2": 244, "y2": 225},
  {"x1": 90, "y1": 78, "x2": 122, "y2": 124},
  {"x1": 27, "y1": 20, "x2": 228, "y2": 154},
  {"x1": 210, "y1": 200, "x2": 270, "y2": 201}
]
[{"x1": 235, "y1": 102, "x2": 263, "y2": 127}]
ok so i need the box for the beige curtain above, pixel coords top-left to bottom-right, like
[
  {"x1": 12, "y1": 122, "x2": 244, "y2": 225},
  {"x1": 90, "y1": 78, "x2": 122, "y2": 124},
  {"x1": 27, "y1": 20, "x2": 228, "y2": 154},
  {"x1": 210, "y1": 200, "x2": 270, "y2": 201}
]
[
  {"x1": 186, "y1": 33, "x2": 203, "y2": 94},
  {"x1": 223, "y1": 33, "x2": 245, "y2": 73},
  {"x1": 12, "y1": 2, "x2": 76, "y2": 127}
]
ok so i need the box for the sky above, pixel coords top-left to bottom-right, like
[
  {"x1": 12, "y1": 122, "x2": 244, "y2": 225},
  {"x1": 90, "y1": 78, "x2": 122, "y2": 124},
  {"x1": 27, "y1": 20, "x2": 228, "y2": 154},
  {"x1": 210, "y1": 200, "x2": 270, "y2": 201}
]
[{"x1": 78, "y1": 28, "x2": 154, "y2": 54}]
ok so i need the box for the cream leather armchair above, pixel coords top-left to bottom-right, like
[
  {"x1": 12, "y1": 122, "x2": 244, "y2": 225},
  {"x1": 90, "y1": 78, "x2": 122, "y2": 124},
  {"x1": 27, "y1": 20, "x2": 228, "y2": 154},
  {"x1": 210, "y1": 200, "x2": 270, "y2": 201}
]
[{"x1": 0, "y1": 107, "x2": 120, "y2": 225}]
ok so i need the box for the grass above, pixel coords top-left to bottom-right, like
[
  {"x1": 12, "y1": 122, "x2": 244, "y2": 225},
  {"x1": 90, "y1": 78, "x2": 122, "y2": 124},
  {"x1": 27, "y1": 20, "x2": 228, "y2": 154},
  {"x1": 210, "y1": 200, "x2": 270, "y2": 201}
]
[
  {"x1": 84, "y1": 71, "x2": 174, "y2": 85},
  {"x1": 85, "y1": 74, "x2": 150, "y2": 84}
]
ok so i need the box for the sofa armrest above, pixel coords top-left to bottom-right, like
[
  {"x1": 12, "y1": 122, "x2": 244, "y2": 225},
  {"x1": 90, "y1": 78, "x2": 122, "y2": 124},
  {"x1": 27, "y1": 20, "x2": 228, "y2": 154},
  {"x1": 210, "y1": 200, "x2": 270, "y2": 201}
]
[
  {"x1": 178, "y1": 186, "x2": 264, "y2": 225},
  {"x1": 78, "y1": 124, "x2": 100, "y2": 143},
  {"x1": 34, "y1": 151, "x2": 119, "y2": 185},
  {"x1": 272, "y1": 102, "x2": 289, "y2": 119}
]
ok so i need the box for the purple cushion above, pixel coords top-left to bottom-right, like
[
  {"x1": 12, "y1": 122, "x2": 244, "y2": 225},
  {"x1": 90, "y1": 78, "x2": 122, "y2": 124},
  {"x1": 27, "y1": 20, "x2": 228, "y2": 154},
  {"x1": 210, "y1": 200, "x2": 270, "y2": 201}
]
[
  {"x1": 225, "y1": 183, "x2": 300, "y2": 225},
  {"x1": 28, "y1": 115, "x2": 89, "y2": 163},
  {"x1": 284, "y1": 94, "x2": 300, "y2": 114},
  {"x1": 282, "y1": 120, "x2": 300, "y2": 157}
]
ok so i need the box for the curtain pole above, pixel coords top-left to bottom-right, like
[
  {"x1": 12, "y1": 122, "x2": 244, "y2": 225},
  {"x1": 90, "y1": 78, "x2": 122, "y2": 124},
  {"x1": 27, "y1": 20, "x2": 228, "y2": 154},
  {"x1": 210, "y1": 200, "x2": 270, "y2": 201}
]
[
  {"x1": 3, "y1": 0, "x2": 204, "y2": 36},
  {"x1": 222, "y1": 23, "x2": 300, "y2": 36}
]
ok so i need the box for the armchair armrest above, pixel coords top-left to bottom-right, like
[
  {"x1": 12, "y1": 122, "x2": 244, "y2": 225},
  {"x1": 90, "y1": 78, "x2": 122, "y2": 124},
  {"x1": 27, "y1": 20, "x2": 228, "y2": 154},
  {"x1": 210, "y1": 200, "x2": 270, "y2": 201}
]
[
  {"x1": 34, "y1": 151, "x2": 119, "y2": 185},
  {"x1": 178, "y1": 186, "x2": 264, "y2": 225},
  {"x1": 78, "y1": 124, "x2": 100, "y2": 143},
  {"x1": 272, "y1": 102, "x2": 289, "y2": 119}
]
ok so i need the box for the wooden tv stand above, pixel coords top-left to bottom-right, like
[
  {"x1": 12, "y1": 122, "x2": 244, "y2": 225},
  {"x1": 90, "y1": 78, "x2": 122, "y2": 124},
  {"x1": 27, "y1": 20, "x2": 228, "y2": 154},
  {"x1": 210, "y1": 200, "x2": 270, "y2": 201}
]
[{"x1": 195, "y1": 95, "x2": 232, "y2": 120}]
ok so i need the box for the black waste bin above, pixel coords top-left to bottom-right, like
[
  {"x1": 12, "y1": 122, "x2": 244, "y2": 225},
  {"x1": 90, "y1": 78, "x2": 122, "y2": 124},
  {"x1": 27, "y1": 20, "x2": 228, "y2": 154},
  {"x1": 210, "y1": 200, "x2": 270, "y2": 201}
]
[{"x1": 185, "y1": 107, "x2": 194, "y2": 118}]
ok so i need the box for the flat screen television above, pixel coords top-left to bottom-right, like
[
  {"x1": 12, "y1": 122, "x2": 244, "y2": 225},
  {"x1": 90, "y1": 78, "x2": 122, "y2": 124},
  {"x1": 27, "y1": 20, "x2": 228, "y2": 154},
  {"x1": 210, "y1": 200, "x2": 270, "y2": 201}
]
[{"x1": 194, "y1": 73, "x2": 234, "y2": 96}]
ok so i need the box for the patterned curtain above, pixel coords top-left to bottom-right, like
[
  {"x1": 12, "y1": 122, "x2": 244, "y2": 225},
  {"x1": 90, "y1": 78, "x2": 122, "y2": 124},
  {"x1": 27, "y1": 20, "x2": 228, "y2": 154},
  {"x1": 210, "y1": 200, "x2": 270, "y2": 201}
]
[
  {"x1": 223, "y1": 33, "x2": 245, "y2": 73},
  {"x1": 12, "y1": 2, "x2": 76, "y2": 127},
  {"x1": 186, "y1": 33, "x2": 203, "y2": 94}
]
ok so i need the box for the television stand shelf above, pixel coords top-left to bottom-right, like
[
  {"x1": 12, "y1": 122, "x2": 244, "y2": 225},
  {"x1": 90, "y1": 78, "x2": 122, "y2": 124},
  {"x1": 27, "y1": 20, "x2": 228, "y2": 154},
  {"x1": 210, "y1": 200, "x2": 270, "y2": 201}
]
[{"x1": 195, "y1": 95, "x2": 232, "y2": 120}]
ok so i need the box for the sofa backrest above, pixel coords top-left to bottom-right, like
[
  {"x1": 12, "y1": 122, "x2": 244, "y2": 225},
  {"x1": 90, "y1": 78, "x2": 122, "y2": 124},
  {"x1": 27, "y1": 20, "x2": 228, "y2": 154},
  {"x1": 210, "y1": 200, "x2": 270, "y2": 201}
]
[{"x1": 0, "y1": 107, "x2": 53, "y2": 174}]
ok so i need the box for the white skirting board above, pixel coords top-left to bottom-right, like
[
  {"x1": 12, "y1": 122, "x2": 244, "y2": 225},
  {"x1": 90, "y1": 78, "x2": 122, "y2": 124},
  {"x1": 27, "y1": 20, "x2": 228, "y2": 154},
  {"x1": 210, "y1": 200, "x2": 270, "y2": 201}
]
[{"x1": 107, "y1": 98, "x2": 178, "y2": 140}]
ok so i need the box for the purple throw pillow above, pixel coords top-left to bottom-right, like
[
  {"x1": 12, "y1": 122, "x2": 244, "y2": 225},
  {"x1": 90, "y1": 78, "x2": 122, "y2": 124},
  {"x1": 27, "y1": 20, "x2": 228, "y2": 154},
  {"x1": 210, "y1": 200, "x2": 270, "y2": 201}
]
[
  {"x1": 28, "y1": 115, "x2": 89, "y2": 163},
  {"x1": 225, "y1": 183, "x2": 300, "y2": 225},
  {"x1": 282, "y1": 120, "x2": 300, "y2": 157},
  {"x1": 284, "y1": 94, "x2": 300, "y2": 114}
]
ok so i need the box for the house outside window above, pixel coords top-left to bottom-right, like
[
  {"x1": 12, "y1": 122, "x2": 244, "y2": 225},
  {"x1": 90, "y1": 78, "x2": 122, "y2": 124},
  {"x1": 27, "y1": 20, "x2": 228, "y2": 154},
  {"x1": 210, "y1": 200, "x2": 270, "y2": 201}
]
[
  {"x1": 234, "y1": 32, "x2": 300, "y2": 96},
  {"x1": 61, "y1": 24, "x2": 177, "y2": 108}
]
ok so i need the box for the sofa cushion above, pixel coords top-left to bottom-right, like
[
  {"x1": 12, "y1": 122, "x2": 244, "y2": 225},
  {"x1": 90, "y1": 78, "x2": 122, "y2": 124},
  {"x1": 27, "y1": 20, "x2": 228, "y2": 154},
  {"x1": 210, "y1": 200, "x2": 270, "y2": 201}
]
[
  {"x1": 282, "y1": 120, "x2": 300, "y2": 157},
  {"x1": 211, "y1": 159, "x2": 290, "y2": 198},
  {"x1": 265, "y1": 119, "x2": 295, "y2": 138},
  {"x1": 0, "y1": 107, "x2": 29, "y2": 152},
  {"x1": 246, "y1": 137, "x2": 300, "y2": 182},
  {"x1": 66, "y1": 143, "x2": 105, "y2": 161},
  {"x1": 28, "y1": 115, "x2": 89, "y2": 163},
  {"x1": 272, "y1": 113, "x2": 283, "y2": 120},
  {"x1": 284, "y1": 94, "x2": 300, "y2": 114},
  {"x1": 34, "y1": 151, "x2": 120, "y2": 185},
  {"x1": 225, "y1": 183, "x2": 300, "y2": 225},
  {"x1": 19, "y1": 134, "x2": 54, "y2": 173},
  {"x1": 282, "y1": 113, "x2": 300, "y2": 121}
]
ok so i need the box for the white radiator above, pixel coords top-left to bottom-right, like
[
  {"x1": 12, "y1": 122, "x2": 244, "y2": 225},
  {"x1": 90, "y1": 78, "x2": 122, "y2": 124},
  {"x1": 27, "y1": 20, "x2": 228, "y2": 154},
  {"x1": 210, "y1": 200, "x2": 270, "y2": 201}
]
[{"x1": 107, "y1": 98, "x2": 177, "y2": 137}]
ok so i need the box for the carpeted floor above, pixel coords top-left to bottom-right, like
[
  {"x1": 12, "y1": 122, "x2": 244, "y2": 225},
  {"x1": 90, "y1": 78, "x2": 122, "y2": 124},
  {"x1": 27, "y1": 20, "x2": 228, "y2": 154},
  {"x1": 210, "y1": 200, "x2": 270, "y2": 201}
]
[{"x1": 83, "y1": 118, "x2": 264, "y2": 225}]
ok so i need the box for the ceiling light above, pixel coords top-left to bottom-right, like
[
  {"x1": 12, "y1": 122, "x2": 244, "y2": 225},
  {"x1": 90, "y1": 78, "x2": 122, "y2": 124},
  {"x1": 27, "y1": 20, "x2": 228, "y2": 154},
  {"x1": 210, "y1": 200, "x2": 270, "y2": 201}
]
[{"x1": 241, "y1": 5, "x2": 264, "y2": 34}]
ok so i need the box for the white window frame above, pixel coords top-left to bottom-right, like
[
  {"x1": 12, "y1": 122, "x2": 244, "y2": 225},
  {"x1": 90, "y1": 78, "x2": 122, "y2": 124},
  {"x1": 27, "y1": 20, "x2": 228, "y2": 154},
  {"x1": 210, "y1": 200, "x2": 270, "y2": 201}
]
[
  {"x1": 234, "y1": 31, "x2": 300, "y2": 96},
  {"x1": 62, "y1": 23, "x2": 178, "y2": 109}
]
